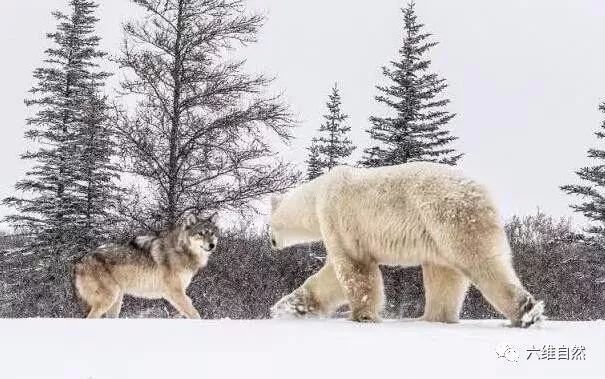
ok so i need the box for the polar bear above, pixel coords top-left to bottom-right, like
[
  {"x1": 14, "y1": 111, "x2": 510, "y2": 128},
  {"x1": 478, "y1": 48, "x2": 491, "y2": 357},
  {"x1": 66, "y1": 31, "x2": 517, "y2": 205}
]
[{"x1": 269, "y1": 162, "x2": 544, "y2": 327}]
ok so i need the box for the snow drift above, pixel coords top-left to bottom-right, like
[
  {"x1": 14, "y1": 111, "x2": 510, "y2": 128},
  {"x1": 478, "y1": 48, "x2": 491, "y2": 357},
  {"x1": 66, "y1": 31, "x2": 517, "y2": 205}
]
[{"x1": 0, "y1": 319, "x2": 603, "y2": 379}]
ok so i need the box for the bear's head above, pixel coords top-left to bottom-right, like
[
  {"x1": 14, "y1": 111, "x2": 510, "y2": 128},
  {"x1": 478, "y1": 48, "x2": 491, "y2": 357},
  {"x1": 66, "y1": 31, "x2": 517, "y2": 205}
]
[
  {"x1": 269, "y1": 194, "x2": 285, "y2": 250},
  {"x1": 268, "y1": 193, "x2": 322, "y2": 250}
]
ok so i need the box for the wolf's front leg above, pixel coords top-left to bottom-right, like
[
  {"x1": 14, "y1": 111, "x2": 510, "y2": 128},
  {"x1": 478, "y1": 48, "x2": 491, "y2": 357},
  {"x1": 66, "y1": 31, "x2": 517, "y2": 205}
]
[
  {"x1": 271, "y1": 261, "x2": 347, "y2": 319},
  {"x1": 164, "y1": 288, "x2": 201, "y2": 319}
]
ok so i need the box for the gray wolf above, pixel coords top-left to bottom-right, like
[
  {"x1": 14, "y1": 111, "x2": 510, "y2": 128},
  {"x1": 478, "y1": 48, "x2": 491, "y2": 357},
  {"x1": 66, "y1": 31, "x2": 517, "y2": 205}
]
[{"x1": 74, "y1": 213, "x2": 218, "y2": 318}]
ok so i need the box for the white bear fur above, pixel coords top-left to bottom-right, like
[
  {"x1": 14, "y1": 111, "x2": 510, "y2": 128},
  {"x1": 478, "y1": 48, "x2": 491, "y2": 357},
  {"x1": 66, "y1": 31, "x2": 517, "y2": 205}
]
[{"x1": 269, "y1": 162, "x2": 543, "y2": 326}]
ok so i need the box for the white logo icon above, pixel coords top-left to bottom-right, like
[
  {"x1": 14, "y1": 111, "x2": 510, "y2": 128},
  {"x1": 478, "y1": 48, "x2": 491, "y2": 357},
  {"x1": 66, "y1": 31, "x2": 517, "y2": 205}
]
[{"x1": 495, "y1": 344, "x2": 520, "y2": 363}]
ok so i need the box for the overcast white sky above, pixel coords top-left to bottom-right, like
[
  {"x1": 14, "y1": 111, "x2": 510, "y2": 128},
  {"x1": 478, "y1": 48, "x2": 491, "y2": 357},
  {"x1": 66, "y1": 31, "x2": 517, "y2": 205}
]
[{"x1": 1, "y1": 0, "x2": 604, "y2": 226}]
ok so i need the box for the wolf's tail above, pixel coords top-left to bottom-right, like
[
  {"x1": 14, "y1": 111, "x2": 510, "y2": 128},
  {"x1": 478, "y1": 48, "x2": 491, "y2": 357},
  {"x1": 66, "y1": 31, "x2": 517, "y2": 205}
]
[{"x1": 71, "y1": 258, "x2": 90, "y2": 317}]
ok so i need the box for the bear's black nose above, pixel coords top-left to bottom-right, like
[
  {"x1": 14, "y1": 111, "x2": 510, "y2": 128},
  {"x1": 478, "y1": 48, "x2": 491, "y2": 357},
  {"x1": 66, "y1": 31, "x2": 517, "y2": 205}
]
[{"x1": 209, "y1": 243, "x2": 215, "y2": 250}]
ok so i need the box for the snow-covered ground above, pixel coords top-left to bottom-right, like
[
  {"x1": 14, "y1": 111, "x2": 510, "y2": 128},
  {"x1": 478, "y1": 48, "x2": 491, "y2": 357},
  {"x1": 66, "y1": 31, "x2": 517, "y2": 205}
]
[{"x1": 0, "y1": 319, "x2": 603, "y2": 379}]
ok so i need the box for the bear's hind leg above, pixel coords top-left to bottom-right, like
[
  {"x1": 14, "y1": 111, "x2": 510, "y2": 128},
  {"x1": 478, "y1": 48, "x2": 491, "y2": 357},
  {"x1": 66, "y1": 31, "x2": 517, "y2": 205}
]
[
  {"x1": 464, "y1": 255, "x2": 544, "y2": 328},
  {"x1": 331, "y1": 254, "x2": 384, "y2": 323},
  {"x1": 271, "y1": 261, "x2": 347, "y2": 319},
  {"x1": 421, "y1": 264, "x2": 469, "y2": 323}
]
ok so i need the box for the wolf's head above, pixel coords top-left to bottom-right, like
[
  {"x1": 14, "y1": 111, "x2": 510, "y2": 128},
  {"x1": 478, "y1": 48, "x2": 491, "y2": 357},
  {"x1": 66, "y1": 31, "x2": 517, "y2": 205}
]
[{"x1": 181, "y1": 212, "x2": 219, "y2": 253}]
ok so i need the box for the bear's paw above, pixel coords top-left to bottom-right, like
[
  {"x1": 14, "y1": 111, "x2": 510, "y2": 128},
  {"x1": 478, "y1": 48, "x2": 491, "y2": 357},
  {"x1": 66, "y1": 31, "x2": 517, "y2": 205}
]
[
  {"x1": 511, "y1": 297, "x2": 545, "y2": 328},
  {"x1": 270, "y1": 288, "x2": 319, "y2": 319},
  {"x1": 350, "y1": 309, "x2": 381, "y2": 323},
  {"x1": 519, "y1": 300, "x2": 545, "y2": 328}
]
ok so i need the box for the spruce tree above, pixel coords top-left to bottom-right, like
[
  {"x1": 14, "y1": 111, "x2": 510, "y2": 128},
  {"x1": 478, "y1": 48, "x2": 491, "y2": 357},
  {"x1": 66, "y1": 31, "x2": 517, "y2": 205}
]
[
  {"x1": 360, "y1": 1, "x2": 461, "y2": 167},
  {"x1": 74, "y1": 86, "x2": 122, "y2": 247},
  {"x1": 315, "y1": 84, "x2": 354, "y2": 170},
  {"x1": 561, "y1": 102, "x2": 605, "y2": 243},
  {"x1": 306, "y1": 140, "x2": 323, "y2": 181},
  {"x1": 3, "y1": 0, "x2": 114, "y2": 315},
  {"x1": 115, "y1": 0, "x2": 298, "y2": 228},
  {"x1": 4, "y1": 0, "x2": 111, "y2": 251}
]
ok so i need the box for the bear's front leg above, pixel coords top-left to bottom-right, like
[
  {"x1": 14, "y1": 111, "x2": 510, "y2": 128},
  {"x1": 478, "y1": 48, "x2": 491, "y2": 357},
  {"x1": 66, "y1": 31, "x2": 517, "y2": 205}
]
[
  {"x1": 271, "y1": 261, "x2": 347, "y2": 319},
  {"x1": 331, "y1": 253, "x2": 384, "y2": 323},
  {"x1": 270, "y1": 287, "x2": 320, "y2": 319}
]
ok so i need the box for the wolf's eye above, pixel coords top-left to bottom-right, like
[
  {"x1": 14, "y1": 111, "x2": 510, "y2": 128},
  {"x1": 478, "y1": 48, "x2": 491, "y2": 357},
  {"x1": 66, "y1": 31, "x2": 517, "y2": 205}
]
[{"x1": 271, "y1": 238, "x2": 276, "y2": 247}]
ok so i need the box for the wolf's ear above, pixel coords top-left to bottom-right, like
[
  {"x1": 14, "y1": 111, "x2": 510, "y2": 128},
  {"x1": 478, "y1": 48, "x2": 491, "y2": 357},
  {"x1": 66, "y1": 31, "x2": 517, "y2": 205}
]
[
  {"x1": 206, "y1": 212, "x2": 218, "y2": 224},
  {"x1": 181, "y1": 212, "x2": 198, "y2": 229},
  {"x1": 270, "y1": 195, "x2": 282, "y2": 212}
]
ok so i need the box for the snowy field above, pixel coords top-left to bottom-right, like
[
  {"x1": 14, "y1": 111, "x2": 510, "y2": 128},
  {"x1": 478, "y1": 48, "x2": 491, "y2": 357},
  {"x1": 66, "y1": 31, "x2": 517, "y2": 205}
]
[{"x1": 0, "y1": 319, "x2": 603, "y2": 379}]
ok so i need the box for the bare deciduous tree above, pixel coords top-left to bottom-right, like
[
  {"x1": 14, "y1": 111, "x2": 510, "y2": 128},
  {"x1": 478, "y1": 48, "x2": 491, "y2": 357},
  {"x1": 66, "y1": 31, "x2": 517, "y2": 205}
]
[{"x1": 114, "y1": 0, "x2": 299, "y2": 228}]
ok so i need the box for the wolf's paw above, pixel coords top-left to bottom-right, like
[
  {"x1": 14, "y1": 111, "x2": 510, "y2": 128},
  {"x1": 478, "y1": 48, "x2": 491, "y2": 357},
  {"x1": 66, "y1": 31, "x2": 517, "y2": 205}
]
[
  {"x1": 270, "y1": 288, "x2": 319, "y2": 319},
  {"x1": 513, "y1": 298, "x2": 545, "y2": 328},
  {"x1": 350, "y1": 309, "x2": 381, "y2": 323}
]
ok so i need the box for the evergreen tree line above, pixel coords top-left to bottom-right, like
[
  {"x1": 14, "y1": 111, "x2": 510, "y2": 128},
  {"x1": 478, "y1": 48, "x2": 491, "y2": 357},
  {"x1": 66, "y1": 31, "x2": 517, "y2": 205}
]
[
  {"x1": 1, "y1": 0, "x2": 604, "y2": 318},
  {"x1": 2, "y1": 212, "x2": 603, "y2": 320},
  {"x1": 305, "y1": 2, "x2": 605, "y2": 248},
  {"x1": 306, "y1": 2, "x2": 460, "y2": 180}
]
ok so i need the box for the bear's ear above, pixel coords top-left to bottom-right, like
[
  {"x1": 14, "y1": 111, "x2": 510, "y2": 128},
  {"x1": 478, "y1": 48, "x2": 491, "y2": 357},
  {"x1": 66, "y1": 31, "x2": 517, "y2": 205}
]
[{"x1": 270, "y1": 195, "x2": 282, "y2": 212}]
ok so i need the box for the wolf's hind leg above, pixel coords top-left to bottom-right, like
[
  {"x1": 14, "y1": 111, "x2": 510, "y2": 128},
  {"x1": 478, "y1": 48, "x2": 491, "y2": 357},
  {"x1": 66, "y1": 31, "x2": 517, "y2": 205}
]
[
  {"x1": 81, "y1": 271, "x2": 120, "y2": 319},
  {"x1": 421, "y1": 264, "x2": 469, "y2": 323},
  {"x1": 105, "y1": 292, "x2": 124, "y2": 318},
  {"x1": 87, "y1": 289, "x2": 120, "y2": 319},
  {"x1": 271, "y1": 261, "x2": 347, "y2": 319}
]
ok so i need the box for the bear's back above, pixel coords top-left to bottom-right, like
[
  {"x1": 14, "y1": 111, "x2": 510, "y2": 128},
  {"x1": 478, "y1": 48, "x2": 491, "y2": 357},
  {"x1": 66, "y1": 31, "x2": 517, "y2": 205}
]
[
  {"x1": 316, "y1": 162, "x2": 496, "y2": 228},
  {"x1": 319, "y1": 162, "x2": 476, "y2": 199}
]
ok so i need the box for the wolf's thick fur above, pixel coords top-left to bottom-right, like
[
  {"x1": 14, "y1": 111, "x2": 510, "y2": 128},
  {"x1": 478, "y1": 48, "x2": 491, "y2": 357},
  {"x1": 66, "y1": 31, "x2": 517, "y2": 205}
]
[
  {"x1": 269, "y1": 162, "x2": 544, "y2": 327},
  {"x1": 74, "y1": 214, "x2": 218, "y2": 319}
]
